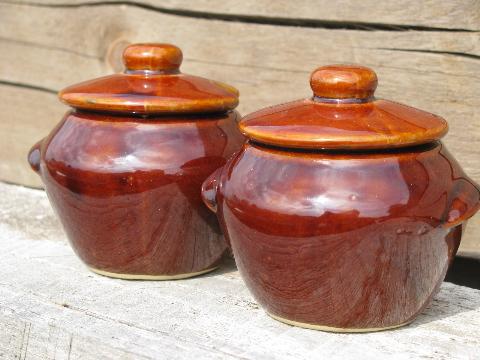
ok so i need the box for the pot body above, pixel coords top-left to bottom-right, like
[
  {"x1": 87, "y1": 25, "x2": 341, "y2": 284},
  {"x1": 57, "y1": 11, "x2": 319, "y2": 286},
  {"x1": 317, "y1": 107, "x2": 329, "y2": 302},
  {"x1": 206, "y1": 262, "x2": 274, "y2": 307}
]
[
  {"x1": 29, "y1": 110, "x2": 243, "y2": 278},
  {"x1": 213, "y1": 141, "x2": 479, "y2": 331}
]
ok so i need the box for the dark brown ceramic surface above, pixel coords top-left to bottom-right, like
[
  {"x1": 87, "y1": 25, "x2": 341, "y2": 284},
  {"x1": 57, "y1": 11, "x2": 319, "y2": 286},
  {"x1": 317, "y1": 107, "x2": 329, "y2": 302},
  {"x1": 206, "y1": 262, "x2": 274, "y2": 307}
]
[
  {"x1": 202, "y1": 64, "x2": 480, "y2": 331},
  {"x1": 60, "y1": 44, "x2": 239, "y2": 114},
  {"x1": 29, "y1": 43, "x2": 244, "y2": 279},
  {"x1": 240, "y1": 65, "x2": 447, "y2": 149}
]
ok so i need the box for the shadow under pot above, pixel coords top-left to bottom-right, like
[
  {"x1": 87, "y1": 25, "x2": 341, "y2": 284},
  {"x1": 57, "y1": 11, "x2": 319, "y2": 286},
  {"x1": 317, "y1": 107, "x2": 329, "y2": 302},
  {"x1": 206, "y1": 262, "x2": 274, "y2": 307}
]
[
  {"x1": 202, "y1": 65, "x2": 480, "y2": 332},
  {"x1": 28, "y1": 43, "x2": 244, "y2": 280}
]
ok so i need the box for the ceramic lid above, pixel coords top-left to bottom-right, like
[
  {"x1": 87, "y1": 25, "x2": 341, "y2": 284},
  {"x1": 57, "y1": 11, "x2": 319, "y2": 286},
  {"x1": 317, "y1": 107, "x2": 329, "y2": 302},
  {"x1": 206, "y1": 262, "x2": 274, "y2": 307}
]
[
  {"x1": 59, "y1": 43, "x2": 239, "y2": 114},
  {"x1": 239, "y1": 65, "x2": 448, "y2": 149}
]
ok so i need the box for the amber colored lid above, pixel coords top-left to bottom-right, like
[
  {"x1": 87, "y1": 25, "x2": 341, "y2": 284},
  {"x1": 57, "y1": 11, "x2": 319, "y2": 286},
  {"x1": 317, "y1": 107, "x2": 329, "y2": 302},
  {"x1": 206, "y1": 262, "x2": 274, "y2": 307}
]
[
  {"x1": 59, "y1": 43, "x2": 239, "y2": 114},
  {"x1": 239, "y1": 65, "x2": 448, "y2": 149}
]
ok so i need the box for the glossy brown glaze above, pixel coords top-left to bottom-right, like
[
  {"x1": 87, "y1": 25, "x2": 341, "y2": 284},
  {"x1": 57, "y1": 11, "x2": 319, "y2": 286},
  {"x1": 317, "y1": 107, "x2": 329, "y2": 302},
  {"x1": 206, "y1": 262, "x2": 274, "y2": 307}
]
[
  {"x1": 123, "y1": 43, "x2": 183, "y2": 72},
  {"x1": 30, "y1": 110, "x2": 243, "y2": 276},
  {"x1": 239, "y1": 66, "x2": 447, "y2": 150},
  {"x1": 202, "y1": 64, "x2": 480, "y2": 331},
  {"x1": 29, "y1": 43, "x2": 244, "y2": 278},
  {"x1": 205, "y1": 142, "x2": 479, "y2": 330},
  {"x1": 310, "y1": 64, "x2": 378, "y2": 99},
  {"x1": 60, "y1": 44, "x2": 239, "y2": 114}
]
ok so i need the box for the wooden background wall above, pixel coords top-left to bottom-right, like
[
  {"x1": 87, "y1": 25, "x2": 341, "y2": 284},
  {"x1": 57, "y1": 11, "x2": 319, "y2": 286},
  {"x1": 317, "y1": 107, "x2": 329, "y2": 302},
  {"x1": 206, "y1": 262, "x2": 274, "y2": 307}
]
[{"x1": 1, "y1": 0, "x2": 479, "y2": 253}]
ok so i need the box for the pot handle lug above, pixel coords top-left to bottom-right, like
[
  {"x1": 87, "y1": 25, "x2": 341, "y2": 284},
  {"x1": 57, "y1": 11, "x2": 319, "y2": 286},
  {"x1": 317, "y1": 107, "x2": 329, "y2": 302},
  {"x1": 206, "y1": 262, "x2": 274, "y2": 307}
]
[
  {"x1": 444, "y1": 180, "x2": 480, "y2": 228},
  {"x1": 201, "y1": 167, "x2": 223, "y2": 214},
  {"x1": 28, "y1": 139, "x2": 44, "y2": 174}
]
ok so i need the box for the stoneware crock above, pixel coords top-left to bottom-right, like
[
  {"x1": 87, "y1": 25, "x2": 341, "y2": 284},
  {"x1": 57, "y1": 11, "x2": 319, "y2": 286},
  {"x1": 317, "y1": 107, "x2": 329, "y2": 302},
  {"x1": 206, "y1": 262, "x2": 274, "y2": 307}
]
[
  {"x1": 28, "y1": 43, "x2": 244, "y2": 280},
  {"x1": 201, "y1": 65, "x2": 480, "y2": 332}
]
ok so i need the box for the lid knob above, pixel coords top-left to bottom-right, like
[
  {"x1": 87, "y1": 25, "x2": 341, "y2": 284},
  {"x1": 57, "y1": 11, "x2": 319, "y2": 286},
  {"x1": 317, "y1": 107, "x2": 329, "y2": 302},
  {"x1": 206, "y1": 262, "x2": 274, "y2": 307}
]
[
  {"x1": 310, "y1": 65, "x2": 377, "y2": 100},
  {"x1": 123, "y1": 43, "x2": 183, "y2": 73}
]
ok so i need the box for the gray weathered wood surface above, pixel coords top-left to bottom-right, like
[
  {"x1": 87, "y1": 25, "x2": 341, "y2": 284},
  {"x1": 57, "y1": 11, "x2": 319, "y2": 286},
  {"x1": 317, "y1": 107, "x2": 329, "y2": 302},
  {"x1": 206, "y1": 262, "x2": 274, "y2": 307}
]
[
  {"x1": 0, "y1": 1, "x2": 479, "y2": 249},
  {"x1": 1, "y1": 181, "x2": 480, "y2": 359},
  {"x1": 8, "y1": 0, "x2": 480, "y2": 30}
]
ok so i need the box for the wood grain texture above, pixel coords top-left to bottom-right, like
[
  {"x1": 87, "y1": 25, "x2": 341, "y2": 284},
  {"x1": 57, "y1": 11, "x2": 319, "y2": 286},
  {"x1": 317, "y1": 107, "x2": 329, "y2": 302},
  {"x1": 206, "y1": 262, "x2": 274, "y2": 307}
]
[
  {"x1": 0, "y1": 0, "x2": 479, "y2": 251},
  {"x1": 0, "y1": 85, "x2": 63, "y2": 186},
  {"x1": 1, "y1": 181, "x2": 480, "y2": 359},
  {"x1": 7, "y1": 0, "x2": 480, "y2": 30}
]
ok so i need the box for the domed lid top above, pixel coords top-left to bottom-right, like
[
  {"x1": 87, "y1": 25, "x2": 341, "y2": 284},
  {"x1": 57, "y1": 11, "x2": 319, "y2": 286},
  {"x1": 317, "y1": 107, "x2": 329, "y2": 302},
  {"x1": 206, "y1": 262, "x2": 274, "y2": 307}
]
[
  {"x1": 239, "y1": 65, "x2": 448, "y2": 150},
  {"x1": 59, "y1": 43, "x2": 239, "y2": 115}
]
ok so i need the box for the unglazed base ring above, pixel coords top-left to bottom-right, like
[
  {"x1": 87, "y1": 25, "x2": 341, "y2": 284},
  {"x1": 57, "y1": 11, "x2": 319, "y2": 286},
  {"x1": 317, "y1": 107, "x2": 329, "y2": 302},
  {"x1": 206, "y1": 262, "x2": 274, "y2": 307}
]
[
  {"x1": 88, "y1": 266, "x2": 218, "y2": 280},
  {"x1": 268, "y1": 313, "x2": 412, "y2": 333}
]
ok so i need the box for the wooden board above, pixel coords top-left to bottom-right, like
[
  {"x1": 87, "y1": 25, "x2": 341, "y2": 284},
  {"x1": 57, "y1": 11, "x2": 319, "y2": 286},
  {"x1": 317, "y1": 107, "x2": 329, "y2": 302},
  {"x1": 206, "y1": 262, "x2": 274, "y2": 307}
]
[
  {"x1": 9, "y1": 0, "x2": 480, "y2": 30},
  {"x1": 0, "y1": 85, "x2": 63, "y2": 187},
  {"x1": 1, "y1": 181, "x2": 480, "y2": 359},
  {"x1": 0, "y1": 0, "x2": 479, "y2": 252}
]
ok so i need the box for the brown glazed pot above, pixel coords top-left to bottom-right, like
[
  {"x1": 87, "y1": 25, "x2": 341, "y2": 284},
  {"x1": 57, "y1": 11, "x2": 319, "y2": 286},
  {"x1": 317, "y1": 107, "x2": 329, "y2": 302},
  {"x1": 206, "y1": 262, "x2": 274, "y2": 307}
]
[
  {"x1": 202, "y1": 65, "x2": 480, "y2": 332},
  {"x1": 28, "y1": 43, "x2": 244, "y2": 280}
]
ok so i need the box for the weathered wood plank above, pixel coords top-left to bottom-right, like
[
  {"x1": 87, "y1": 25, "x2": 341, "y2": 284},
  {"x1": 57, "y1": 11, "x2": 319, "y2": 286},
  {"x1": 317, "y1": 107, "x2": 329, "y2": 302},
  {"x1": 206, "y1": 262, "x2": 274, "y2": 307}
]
[
  {"x1": 1, "y1": 181, "x2": 480, "y2": 359},
  {"x1": 7, "y1": 0, "x2": 480, "y2": 30},
  {"x1": 0, "y1": 1, "x2": 479, "y2": 251},
  {"x1": 0, "y1": 313, "x2": 154, "y2": 360},
  {"x1": 0, "y1": 85, "x2": 63, "y2": 188}
]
